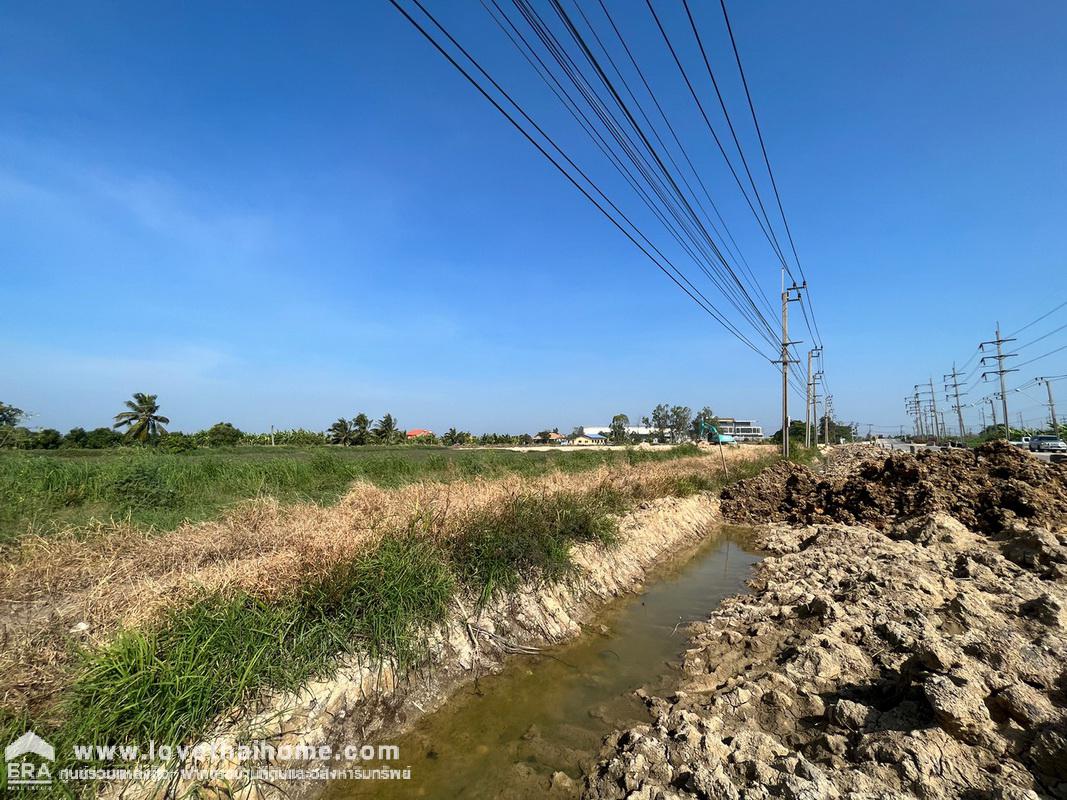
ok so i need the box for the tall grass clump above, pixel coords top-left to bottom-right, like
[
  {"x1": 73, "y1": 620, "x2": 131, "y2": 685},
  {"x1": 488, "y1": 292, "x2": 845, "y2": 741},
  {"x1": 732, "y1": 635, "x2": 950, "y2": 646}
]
[
  {"x1": 449, "y1": 490, "x2": 623, "y2": 604},
  {"x1": 61, "y1": 534, "x2": 454, "y2": 755}
]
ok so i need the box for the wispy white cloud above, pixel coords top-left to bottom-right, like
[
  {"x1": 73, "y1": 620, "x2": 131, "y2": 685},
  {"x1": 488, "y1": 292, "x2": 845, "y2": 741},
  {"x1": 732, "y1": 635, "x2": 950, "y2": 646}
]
[{"x1": 0, "y1": 136, "x2": 274, "y2": 264}]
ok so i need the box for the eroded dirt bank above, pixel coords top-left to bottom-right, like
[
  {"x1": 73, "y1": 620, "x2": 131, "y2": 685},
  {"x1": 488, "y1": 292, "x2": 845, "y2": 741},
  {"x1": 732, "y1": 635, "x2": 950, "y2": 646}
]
[
  {"x1": 584, "y1": 442, "x2": 1067, "y2": 800},
  {"x1": 147, "y1": 491, "x2": 731, "y2": 799}
]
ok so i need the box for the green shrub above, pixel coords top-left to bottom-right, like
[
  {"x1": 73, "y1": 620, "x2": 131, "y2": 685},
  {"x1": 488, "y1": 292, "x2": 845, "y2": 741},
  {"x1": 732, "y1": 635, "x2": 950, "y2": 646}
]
[
  {"x1": 158, "y1": 432, "x2": 196, "y2": 453},
  {"x1": 106, "y1": 462, "x2": 177, "y2": 509}
]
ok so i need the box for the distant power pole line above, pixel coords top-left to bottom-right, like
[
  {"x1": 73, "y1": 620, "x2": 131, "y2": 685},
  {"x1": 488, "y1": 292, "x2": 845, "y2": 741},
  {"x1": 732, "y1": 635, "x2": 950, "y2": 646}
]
[
  {"x1": 805, "y1": 347, "x2": 821, "y2": 447},
  {"x1": 980, "y1": 323, "x2": 1017, "y2": 440},
  {"x1": 779, "y1": 281, "x2": 804, "y2": 458},
  {"x1": 911, "y1": 389, "x2": 924, "y2": 437},
  {"x1": 915, "y1": 383, "x2": 940, "y2": 439},
  {"x1": 944, "y1": 363, "x2": 967, "y2": 438},
  {"x1": 928, "y1": 377, "x2": 942, "y2": 439}
]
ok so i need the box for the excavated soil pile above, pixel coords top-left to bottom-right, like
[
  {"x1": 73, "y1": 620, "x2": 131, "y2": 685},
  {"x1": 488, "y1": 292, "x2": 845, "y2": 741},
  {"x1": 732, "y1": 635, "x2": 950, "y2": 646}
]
[
  {"x1": 584, "y1": 445, "x2": 1067, "y2": 800},
  {"x1": 721, "y1": 441, "x2": 1067, "y2": 536}
]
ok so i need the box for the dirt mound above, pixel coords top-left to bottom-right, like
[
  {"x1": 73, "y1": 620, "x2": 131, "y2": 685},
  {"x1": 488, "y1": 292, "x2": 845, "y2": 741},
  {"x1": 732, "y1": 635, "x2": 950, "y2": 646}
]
[
  {"x1": 721, "y1": 441, "x2": 1067, "y2": 536},
  {"x1": 585, "y1": 442, "x2": 1067, "y2": 799}
]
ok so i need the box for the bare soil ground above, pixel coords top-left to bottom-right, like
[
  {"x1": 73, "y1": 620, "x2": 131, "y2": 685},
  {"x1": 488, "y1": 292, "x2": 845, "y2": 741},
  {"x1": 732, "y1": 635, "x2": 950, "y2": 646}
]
[{"x1": 584, "y1": 442, "x2": 1067, "y2": 800}]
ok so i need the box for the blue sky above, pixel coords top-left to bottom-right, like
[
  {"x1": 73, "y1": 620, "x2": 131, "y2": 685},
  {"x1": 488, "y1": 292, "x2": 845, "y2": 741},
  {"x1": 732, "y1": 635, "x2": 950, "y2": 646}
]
[{"x1": 3, "y1": 1, "x2": 1066, "y2": 436}]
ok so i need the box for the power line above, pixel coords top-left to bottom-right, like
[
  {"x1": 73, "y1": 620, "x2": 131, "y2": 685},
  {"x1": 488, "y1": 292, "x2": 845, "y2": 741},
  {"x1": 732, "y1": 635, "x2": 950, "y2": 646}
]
[
  {"x1": 393, "y1": 0, "x2": 830, "y2": 424},
  {"x1": 1017, "y1": 320, "x2": 1067, "y2": 352},
  {"x1": 1015, "y1": 342, "x2": 1067, "y2": 371},
  {"x1": 716, "y1": 0, "x2": 824, "y2": 349},
  {"x1": 642, "y1": 0, "x2": 793, "y2": 276},
  {"x1": 390, "y1": 0, "x2": 771, "y2": 358},
  {"x1": 590, "y1": 0, "x2": 776, "y2": 322},
  {"x1": 537, "y1": 0, "x2": 782, "y2": 349},
  {"x1": 1006, "y1": 296, "x2": 1067, "y2": 338},
  {"x1": 679, "y1": 0, "x2": 791, "y2": 279}
]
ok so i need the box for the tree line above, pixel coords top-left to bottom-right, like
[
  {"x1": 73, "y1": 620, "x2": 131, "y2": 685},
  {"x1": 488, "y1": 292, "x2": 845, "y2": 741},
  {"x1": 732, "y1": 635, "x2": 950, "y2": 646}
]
[
  {"x1": 1, "y1": 395, "x2": 537, "y2": 451},
  {"x1": 5, "y1": 394, "x2": 852, "y2": 452}
]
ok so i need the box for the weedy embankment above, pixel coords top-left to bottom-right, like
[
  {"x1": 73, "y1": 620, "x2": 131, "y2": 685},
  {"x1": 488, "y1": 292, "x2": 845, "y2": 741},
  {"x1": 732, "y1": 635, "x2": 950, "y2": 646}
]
[
  {"x1": 0, "y1": 444, "x2": 697, "y2": 541},
  {"x1": 0, "y1": 444, "x2": 796, "y2": 796}
]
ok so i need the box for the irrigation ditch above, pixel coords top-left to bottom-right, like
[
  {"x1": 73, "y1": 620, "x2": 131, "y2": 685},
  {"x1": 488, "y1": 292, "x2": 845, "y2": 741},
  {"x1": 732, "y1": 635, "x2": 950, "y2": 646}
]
[{"x1": 0, "y1": 443, "x2": 794, "y2": 799}]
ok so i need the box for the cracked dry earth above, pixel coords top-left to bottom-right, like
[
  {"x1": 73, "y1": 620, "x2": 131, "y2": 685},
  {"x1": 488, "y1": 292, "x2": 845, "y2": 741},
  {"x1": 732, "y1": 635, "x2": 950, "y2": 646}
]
[{"x1": 583, "y1": 443, "x2": 1067, "y2": 800}]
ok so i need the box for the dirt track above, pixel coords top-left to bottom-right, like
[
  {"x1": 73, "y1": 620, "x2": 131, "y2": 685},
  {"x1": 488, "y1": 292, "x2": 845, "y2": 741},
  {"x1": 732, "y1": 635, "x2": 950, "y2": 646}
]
[{"x1": 584, "y1": 443, "x2": 1067, "y2": 800}]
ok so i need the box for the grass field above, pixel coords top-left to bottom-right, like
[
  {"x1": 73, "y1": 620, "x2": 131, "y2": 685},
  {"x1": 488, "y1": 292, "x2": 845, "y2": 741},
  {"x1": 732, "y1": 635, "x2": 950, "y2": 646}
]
[
  {"x1": 1, "y1": 448, "x2": 791, "y2": 794},
  {"x1": 0, "y1": 444, "x2": 807, "y2": 797},
  {"x1": 0, "y1": 444, "x2": 711, "y2": 542}
]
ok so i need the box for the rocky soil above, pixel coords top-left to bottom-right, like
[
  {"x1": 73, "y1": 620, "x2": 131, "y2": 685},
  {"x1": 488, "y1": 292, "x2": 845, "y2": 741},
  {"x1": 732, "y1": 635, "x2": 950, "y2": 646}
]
[{"x1": 584, "y1": 443, "x2": 1067, "y2": 800}]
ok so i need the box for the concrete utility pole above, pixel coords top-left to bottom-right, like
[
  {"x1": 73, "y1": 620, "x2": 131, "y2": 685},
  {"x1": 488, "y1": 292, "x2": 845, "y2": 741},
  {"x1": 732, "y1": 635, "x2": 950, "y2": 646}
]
[
  {"x1": 915, "y1": 384, "x2": 937, "y2": 439},
  {"x1": 1039, "y1": 377, "x2": 1059, "y2": 433},
  {"x1": 912, "y1": 389, "x2": 924, "y2": 437},
  {"x1": 824, "y1": 394, "x2": 832, "y2": 444},
  {"x1": 928, "y1": 377, "x2": 942, "y2": 440},
  {"x1": 987, "y1": 397, "x2": 998, "y2": 430},
  {"x1": 779, "y1": 281, "x2": 804, "y2": 458},
  {"x1": 980, "y1": 323, "x2": 1017, "y2": 440},
  {"x1": 804, "y1": 349, "x2": 813, "y2": 447},
  {"x1": 944, "y1": 363, "x2": 967, "y2": 439},
  {"x1": 812, "y1": 371, "x2": 824, "y2": 444},
  {"x1": 805, "y1": 347, "x2": 821, "y2": 448}
]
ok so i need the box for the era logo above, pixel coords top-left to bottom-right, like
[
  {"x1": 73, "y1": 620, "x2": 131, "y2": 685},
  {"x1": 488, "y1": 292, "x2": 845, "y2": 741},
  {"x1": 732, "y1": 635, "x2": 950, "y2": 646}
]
[{"x1": 5, "y1": 731, "x2": 55, "y2": 787}]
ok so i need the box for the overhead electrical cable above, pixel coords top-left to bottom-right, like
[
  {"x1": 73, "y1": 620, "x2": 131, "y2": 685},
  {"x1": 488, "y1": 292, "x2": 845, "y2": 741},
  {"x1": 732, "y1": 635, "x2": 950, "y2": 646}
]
[
  {"x1": 537, "y1": 0, "x2": 782, "y2": 347},
  {"x1": 642, "y1": 0, "x2": 793, "y2": 274},
  {"x1": 389, "y1": 0, "x2": 772, "y2": 358},
  {"x1": 590, "y1": 0, "x2": 776, "y2": 321},
  {"x1": 1006, "y1": 297, "x2": 1067, "y2": 338}
]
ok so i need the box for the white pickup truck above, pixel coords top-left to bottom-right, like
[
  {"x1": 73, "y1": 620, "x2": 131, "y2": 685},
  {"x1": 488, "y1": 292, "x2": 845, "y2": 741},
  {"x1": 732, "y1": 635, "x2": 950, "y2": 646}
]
[{"x1": 1009, "y1": 436, "x2": 1031, "y2": 448}]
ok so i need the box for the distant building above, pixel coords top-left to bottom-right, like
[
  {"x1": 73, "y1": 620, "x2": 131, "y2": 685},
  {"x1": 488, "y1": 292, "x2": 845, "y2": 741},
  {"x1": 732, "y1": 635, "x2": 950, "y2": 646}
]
[
  {"x1": 406, "y1": 428, "x2": 434, "y2": 439},
  {"x1": 715, "y1": 418, "x2": 763, "y2": 442},
  {"x1": 571, "y1": 433, "x2": 608, "y2": 446},
  {"x1": 532, "y1": 431, "x2": 567, "y2": 444},
  {"x1": 582, "y1": 425, "x2": 657, "y2": 439}
]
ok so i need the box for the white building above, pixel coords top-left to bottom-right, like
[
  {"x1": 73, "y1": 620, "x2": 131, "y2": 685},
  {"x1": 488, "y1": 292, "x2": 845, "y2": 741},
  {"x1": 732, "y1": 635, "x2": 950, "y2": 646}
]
[
  {"x1": 716, "y1": 418, "x2": 763, "y2": 442},
  {"x1": 582, "y1": 425, "x2": 657, "y2": 438}
]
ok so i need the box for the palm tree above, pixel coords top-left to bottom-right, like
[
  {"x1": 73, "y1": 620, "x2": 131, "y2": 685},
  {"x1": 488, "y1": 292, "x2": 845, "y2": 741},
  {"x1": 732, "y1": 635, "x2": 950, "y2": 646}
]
[
  {"x1": 328, "y1": 418, "x2": 355, "y2": 446},
  {"x1": 374, "y1": 413, "x2": 398, "y2": 443},
  {"x1": 113, "y1": 393, "x2": 169, "y2": 443},
  {"x1": 353, "y1": 413, "x2": 371, "y2": 445}
]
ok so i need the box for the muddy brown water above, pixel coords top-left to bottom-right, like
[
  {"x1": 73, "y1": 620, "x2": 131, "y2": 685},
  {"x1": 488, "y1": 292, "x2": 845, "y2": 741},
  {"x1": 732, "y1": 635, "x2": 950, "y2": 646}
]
[{"x1": 325, "y1": 526, "x2": 759, "y2": 799}]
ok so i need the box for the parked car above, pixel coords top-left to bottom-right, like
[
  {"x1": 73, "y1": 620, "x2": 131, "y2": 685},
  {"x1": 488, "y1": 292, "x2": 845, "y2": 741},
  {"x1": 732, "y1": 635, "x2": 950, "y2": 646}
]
[
  {"x1": 1010, "y1": 436, "x2": 1031, "y2": 448},
  {"x1": 1029, "y1": 435, "x2": 1067, "y2": 453}
]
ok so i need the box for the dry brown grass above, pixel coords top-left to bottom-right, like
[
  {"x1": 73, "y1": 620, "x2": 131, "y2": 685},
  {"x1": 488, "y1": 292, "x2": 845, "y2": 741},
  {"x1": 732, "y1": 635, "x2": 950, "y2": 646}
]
[{"x1": 0, "y1": 446, "x2": 767, "y2": 713}]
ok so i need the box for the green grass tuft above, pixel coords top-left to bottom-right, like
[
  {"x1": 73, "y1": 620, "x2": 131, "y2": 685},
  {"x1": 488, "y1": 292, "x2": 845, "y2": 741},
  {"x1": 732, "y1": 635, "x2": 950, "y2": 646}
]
[
  {"x1": 60, "y1": 533, "x2": 454, "y2": 754},
  {"x1": 449, "y1": 491, "x2": 622, "y2": 604}
]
